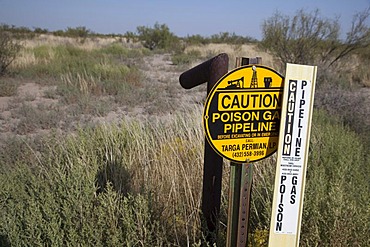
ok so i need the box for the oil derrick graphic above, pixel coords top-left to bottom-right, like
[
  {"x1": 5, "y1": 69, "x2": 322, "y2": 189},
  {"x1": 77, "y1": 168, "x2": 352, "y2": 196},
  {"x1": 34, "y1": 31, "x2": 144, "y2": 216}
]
[
  {"x1": 250, "y1": 65, "x2": 258, "y2": 88},
  {"x1": 226, "y1": 77, "x2": 244, "y2": 89}
]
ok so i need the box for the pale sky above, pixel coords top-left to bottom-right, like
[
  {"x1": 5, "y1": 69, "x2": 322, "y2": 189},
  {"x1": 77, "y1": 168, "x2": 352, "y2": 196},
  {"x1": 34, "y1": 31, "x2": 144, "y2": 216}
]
[{"x1": 1, "y1": 0, "x2": 369, "y2": 39}]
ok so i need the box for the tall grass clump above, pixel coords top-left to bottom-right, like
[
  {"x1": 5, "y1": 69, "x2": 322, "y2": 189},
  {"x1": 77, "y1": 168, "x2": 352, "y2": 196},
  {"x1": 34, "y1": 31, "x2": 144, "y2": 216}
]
[
  {"x1": 0, "y1": 106, "x2": 210, "y2": 246},
  {"x1": 15, "y1": 44, "x2": 144, "y2": 87}
]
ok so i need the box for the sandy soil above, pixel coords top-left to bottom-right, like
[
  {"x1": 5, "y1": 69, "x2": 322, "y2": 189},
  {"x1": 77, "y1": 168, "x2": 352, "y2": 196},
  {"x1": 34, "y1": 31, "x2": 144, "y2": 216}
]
[{"x1": 0, "y1": 53, "x2": 204, "y2": 144}]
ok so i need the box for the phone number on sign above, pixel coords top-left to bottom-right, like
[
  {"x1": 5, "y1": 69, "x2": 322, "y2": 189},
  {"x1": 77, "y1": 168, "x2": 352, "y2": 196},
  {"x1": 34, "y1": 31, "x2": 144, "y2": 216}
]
[{"x1": 232, "y1": 150, "x2": 265, "y2": 158}]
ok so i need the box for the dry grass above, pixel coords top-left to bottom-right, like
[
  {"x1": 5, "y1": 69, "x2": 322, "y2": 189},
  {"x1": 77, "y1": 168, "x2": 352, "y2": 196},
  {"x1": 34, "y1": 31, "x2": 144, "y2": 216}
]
[
  {"x1": 22, "y1": 34, "x2": 123, "y2": 50},
  {"x1": 11, "y1": 34, "x2": 143, "y2": 70}
]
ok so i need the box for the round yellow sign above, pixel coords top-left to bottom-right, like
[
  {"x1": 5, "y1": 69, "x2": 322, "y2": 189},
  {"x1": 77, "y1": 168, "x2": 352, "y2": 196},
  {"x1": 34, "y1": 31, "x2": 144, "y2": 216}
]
[{"x1": 203, "y1": 65, "x2": 284, "y2": 163}]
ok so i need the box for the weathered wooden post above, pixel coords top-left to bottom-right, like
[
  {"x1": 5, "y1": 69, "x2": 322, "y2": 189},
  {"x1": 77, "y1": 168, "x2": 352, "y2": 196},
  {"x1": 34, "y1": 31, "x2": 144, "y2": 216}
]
[
  {"x1": 268, "y1": 64, "x2": 317, "y2": 246},
  {"x1": 179, "y1": 53, "x2": 229, "y2": 244}
]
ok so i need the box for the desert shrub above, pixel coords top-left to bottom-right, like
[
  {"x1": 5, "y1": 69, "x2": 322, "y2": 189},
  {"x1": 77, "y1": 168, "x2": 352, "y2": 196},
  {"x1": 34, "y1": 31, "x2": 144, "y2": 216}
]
[
  {"x1": 65, "y1": 26, "x2": 92, "y2": 38},
  {"x1": 0, "y1": 107, "x2": 206, "y2": 246},
  {"x1": 137, "y1": 23, "x2": 181, "y2": 52},
  {"x1": 184, "y1": 33, "x2": 257, "y2": 46},
  {"x1": 98, "y1": 43, "x2": 150, "y2": 61},
  {"x1": 0, "y1": 29, "x2": 22, "y2": 76},
  {"x1": 250, "y1": 109, "x2": 369, "y2": 246},
  {"x1": 300, "y1": 110, "x2": 369, "y2": 246},
  {"x1": 0, "y1": 24, "x2": 35, "y2": 39},
  {"x1": 314, "y1": 76, "x2": 370, "y2": 142},
  {"x1": 209, "y1": 32, "x2": 257, "y2": 44},
  {"x1": 33, "y1": 27, "x2": 49, "y2": 34},
  {"x1": 172, "y1": 49, "x2": 202, "y2": 65},
  {"x1": 11, "y1": 103, "x2": 64, "y2": 134},
  {"x1": 185, "y1": 34, "x2": 210, "y2": 45},
  {"x1": 260, "y1": 8, "x2": 370, "y2": 70},
  {"x1": 0, "y1": 162, "x2": 165, "y2": 246},
  {"x1": 51, "y1": 26, "x2": 92, "y2": 39},
  {"x1": 124, "y1": 31, "x2": 138, "y2": 43},
  {"x1": 0, "y1": 77, "x2": 19, "y2": 96},
  {"x1": 355, "y1": 46, "x2": 370, "y2": 87}
]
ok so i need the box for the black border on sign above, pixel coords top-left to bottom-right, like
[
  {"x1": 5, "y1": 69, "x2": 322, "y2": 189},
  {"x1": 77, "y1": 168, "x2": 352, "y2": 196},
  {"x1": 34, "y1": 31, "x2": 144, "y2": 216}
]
[{"x1": 203, "y1": 64, "x2": 285, "y2": 163}]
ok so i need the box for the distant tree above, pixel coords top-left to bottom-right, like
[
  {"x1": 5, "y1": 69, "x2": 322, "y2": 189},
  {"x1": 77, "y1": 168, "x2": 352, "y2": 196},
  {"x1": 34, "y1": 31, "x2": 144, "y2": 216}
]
[
  {"x1": 0, "y1": 24, "x2": 34, "y2": 38},
  {"x1": 65, "y1": 26, "x2": 91, "y2": 38},
  {"x1": 53, "y1": 29, "x2": 65, "y2": 36},
  {"x1": 33, "y1": 27, "x2": 49, "y2": 34},
  {"x1": 326, "y1": 8, "x2": 370, "y2": 66},
  {"x1": 261, "y1": 8, "x2": 370, "y2": 67},
  {"x1": 185, "y1": 34, "x2": 209, "y2": 45},
  {"x1": 136, "y1": 23, "x2": 180, "y2": 51},
  {"x1": 209, "y1": 32, "x2": 257, "y2": 44}
]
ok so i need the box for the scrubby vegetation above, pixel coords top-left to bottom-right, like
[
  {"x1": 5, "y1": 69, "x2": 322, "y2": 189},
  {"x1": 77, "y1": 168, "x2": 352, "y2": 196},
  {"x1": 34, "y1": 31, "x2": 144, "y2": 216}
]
[
  {"x1": 0, "y1": 8, "x2": 369, "y2": 246},
  {"x1": 260, "y1": 8, "x2": 370, "y2": 70},
  {"x1": 0, "y1": 108, "x2": 368, "y2": 246},
  {"x1": 0, "y1": 27, "x2": 22, "y2": 76}
]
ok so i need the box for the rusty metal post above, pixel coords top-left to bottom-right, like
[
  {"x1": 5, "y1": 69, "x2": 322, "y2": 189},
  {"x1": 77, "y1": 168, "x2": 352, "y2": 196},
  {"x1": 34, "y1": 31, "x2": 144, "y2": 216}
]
[{"x1": 179, "y1": 53, "x2": 229, "y2": 245}]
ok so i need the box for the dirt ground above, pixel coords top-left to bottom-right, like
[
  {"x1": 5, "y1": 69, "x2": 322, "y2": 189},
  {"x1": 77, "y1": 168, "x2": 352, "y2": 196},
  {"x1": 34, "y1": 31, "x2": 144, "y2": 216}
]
[{"x1": 0, "y1": 53, "x2": 205, "y2": 145}]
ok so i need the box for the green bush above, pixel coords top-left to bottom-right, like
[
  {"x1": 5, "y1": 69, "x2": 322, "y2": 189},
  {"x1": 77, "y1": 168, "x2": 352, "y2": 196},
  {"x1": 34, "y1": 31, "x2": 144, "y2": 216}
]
[
  {"x1": 0, "y1": 24, "x2": 35, "y2": 39},
  {"x1": 250, "y1": 109, "x2": 370, "y2": 246},
  {"x1": 0, "y1": 164, "x2": 164, "y2": 246},
  {"x1": 51, "y1": 26, "x2": 92, "y2": 38},
  {"x1": 136, "y1": 23, "x2": 181, "y2": 52},
  {"x1": 0, "y1": 108, "x2": 205, "y2": 246},
  {"x1": 98, "y1": 43, "x2": 149, "y2": 58},
  {"x1": 209, "y1": 32, "x2": 257, "y2": 44},
  {"x1": 65, "y1": 26, "x2": 92, "y2": 38},
  {"x1": 0, "y1": 78, "x2": 19, "y2": 96},
  {"x1": 172, "y1": 50, "x2": 202, "y2": 65},
  {"x1": 301, "y1": 110, "x2": 369, "y2": 246},
  {"x1": 184, "y1": 34, "x2": 209, "y2": 46},
  {"x1": 260, "y1": 9, "x2": 370, "y2": 69},
  {"x1": 11, "y1": 103, "x2": 63, "y2": 134}
]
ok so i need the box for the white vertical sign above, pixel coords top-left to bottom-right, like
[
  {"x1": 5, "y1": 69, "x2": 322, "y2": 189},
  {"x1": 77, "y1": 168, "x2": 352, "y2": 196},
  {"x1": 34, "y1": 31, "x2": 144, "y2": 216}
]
[{"x1": 269, "y1": 64, "x2": 317, "y2": 246}]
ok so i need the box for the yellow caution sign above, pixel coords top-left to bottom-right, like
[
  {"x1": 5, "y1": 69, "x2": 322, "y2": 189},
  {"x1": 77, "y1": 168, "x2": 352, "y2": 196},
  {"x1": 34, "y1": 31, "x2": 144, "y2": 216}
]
[{"x1": 203, "y1": 65, "x2": 284, "y2": 163}]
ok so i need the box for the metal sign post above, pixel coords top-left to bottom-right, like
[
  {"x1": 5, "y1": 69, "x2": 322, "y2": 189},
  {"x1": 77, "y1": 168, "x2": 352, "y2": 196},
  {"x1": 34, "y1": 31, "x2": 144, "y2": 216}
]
[
  {"x1": 226, "y1": 57, "x2": 260, "y2": 247},
  {"x1": 268, "y1": 63, "x2": 317, "y2": 247}
]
